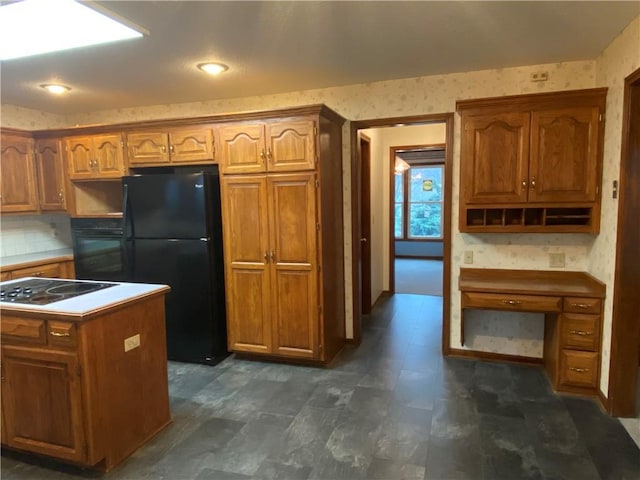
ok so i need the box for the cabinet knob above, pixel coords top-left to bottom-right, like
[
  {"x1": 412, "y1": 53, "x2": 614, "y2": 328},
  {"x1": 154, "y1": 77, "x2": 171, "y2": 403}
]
[
  {"x1": 270, "y1": 249, "x2": 276, "y2": 263},
  {"x1": 501, "y1": 299, "x2": 521, "y2": 305},
  {"x1": 260, "y1": 149, "x2": 265, "y2": 160},
  {"x1": 569, "y1": 367, "x2": 589, "y2": 373},
  {"x1": 522, "y1": 179, "x2": 527, "y2": 190},
  {"x1": 570, "y1": 303, "x2": 592, "y2": 309},
  {"x1": 50, "y1": 331, "x2": 71, "y2": 337},
  {"x1": 162, "y1": 145, "x2": 166, "y2": 153},
  {"x1": 170, "y1": 145, "x2": 175, "y2": 153},
  {"x1": 360, "y1": 238, "x2": 368, "y2": 243},
  {"x1": 58, "y1": 191, "x2": 64, "y2": 200},
  {"x1": 530, "y1": 177, "x2": 536, "y2": 189},
  {"x1": 264, "y1": 251, "x2": 270, "y2": 263},
  {"x1": 266, "y1": 148, "x2": 273, "y2": 162}
]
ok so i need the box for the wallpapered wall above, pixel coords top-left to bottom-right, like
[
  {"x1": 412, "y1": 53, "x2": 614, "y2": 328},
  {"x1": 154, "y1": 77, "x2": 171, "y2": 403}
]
[
  {"x1": 0, "y1": 214, "x2": 72, "y2": 257},
  {"x1": 1, "y1": 15, "x2": 638, "y2": 394}
]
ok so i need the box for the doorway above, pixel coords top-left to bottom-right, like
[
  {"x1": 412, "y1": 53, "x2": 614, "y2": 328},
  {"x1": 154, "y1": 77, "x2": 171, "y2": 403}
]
[
  {"x1": 350, "y1": 114, "x2": 453, "y2": 355},
  {"x1": 608, "y1": 66, "x2": 640, "y2": 418}
]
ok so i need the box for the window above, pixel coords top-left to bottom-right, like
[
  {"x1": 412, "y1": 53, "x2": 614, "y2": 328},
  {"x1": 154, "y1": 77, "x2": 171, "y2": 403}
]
[{"x1": 395, "y1": 164, "x2": 444, "y2": 239}]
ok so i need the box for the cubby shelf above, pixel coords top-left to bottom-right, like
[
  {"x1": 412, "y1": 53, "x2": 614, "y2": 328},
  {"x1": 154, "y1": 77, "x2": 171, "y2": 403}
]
[{"x1": 462, "y1": 206, "x2": 594, "y2": 233}]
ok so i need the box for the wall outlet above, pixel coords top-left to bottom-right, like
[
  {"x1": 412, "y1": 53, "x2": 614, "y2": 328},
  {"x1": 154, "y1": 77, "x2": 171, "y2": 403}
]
[
  {"x1": 549, "y1": 252, "x2": 565, "y2": 268},
  {"x1": 464, "y1": 251, "x2": 474, "y2": 264},
  {"x1": 530, "y1": 71, "x2": 549, "y2": 82},
  {"x1": 124, "y1": 333, "x2": 141, "y2": 352}
]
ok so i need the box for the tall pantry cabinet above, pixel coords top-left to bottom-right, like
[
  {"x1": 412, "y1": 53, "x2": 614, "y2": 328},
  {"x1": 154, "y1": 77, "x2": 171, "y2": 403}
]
[{"x1": 217, "y1": 106, "x2": 345, "y2": 363}]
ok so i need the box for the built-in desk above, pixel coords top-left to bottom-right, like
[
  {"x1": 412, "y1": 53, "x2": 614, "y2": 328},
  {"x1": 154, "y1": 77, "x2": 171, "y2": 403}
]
[{"x1": 459, "y1": 268, "x2": 606, "y2": 397}]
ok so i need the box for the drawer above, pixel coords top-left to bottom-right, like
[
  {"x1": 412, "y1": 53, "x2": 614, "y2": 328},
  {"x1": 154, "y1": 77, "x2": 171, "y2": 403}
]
[
  {"x1": 10, "y1": 262, "x2": 62, "y2": 280},
  {"x1": 563, "y1": 297, "x2": 601, "y2": 314},
  {"x1": 559, "y1": 350, "x2": 598, "y2": 388},
  {"x1": 48, "y1": 321, "x2": 77, "y2": 348},
  {"x1": 561, "y1": 313, "x2": 600, "y2": 351},
  {"x1": 0, "y1": 316, "x2": 46, "y2": 345},
  {"x1": 461, "y1": 292, "x2": 562, "y2": 312},
  {"x1": 1, "y1": 271, "x2": 11, "y2": 281}
]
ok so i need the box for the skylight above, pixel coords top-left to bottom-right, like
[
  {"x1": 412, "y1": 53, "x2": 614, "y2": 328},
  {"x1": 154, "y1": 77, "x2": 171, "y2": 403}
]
[{"x1": 0, "y1": 0, "x2": 146, "y2": 61}]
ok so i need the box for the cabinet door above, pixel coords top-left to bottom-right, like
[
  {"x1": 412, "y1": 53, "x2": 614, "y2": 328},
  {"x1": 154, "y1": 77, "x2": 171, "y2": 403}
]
[
  {"x1": 268, "y1": 173, "x2": 319, "y2": 358},
  {"x1": 220, "y1": 175, "x2": 272, "y2": 353},
  {"x1": 1, "y1": 346, "x2": 87, "y2": 463},
  {"x1": 0, "y1": 135, "x2": 38, "y2": 213},
  {"x1": 461, "y1": 112, "x2": 530, "y2": 204},
  {"x1": 266, "y1": 120, "x2": 316, "y2": 172},
  {"x1": 66, "y1": 137, "x2": 95, "y2": 179},
  {"x1": 94, "y1": 134, "x2": 125, "y2": 177},
  {"x1": 35, "y1": 139, "x2": 66, "y2": 211},
  {"x1": 10, "y1": 262, "x2": 63, "y2": 280},
  {"x1": 127, "y1": 132, "x2": 170, "y2": 165},
  {"x1": 169, "y1": 127, "x2": 214, "y2": 163},
  {"x1": 218, "y1": 124, "x2": 266, "y2": 174},
  {"x1": 529, "y1": 107, "x2": 600, "y2": 203}
]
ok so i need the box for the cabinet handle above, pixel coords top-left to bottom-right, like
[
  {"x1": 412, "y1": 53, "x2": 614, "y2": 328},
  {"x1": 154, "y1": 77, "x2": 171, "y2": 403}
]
[
  {"x1": 570, "y1": 303, "x2": 592, "y2": 309},
  {"x1": 530, "y1": 177, "x2": 536, "y2": 189},
  {"x1": 270, "y1": 249, "x2": 276, "y2": 263},
  {"x1": 569, "y1": 330, "x2": 593, "y2": 336},
  {"x1": 569, "y1": 367, "x2": 590, "y2": 373},
  {"x1": 264, "y1": 251, "x2": 270, "y2": 263},
  {"x1": 58, "y1": 191, "x2": 64, "y2": 200},
  {"x1": 260, "y1": 149, "x2": 265, "y2": 160},
  {"x1": 521, "y1": 179, "x2": 527, "y2": 190},
  {"x1": 162, "y1": 145, "x2": 166, "y2": 153},
  {"x1": 34, "y1": 271, "x2": 43, "y2": 277},
  {"x1": 50, "y1": 331, "x2": 71, "y2": 337},
  {"x1": 501, "y1": 299, "x2": 521, "y2": 305},
  {"x1": 266, "y1": 148, "x2": 273, "y2": 162},
  {"x1": 170, "y1": 144, "x2": 175, "y2": 153}
]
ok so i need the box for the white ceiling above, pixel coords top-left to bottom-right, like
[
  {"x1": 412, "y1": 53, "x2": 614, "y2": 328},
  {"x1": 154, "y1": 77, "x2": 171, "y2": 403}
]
[{"x1": 1, "y1": 1, "x2": 638, "y2": 115}]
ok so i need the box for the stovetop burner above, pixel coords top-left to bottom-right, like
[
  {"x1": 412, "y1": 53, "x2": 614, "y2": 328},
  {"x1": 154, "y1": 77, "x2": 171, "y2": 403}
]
[{"x1": 0, "y1": 278, "x2": 116, "y2": 306}]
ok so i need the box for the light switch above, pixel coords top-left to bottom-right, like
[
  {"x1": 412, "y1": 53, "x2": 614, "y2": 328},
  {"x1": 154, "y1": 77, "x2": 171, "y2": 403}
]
[
  {"x1": 464, "y1": 251, "x2": 474, "y2": 264},
  {"x1": 549, "y1": 253, "x2": 565, "y2": 268}
]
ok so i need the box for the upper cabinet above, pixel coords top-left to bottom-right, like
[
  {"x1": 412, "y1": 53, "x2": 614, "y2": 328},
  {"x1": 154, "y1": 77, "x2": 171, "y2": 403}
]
[
  {"x1": 218, "y1": 120, "x2": 316, "y2": 174},
  {"x1": 35, "y1": 139, "x2": 66, "y2": 211},
  {"x1": 66, "y1": 134, "x2": 125, "y2": 180},
  {"x1": 126, "y1": 126, "x2": 214, "y2": 166},
  {"x1": 457, "y1": 88, "x2": 606, "y2": 233},
  {"x1": 0, "y1": 133, "x2": 38, "y2": 214}
]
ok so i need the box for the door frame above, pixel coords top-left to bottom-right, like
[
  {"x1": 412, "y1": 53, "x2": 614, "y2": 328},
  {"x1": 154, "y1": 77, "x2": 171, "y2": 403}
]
[
  {"x1": 389, "y1": 145, "x2": 446, "y2": 293},
  {"x1": 350, "y1": 113, "x2": 454, "y2": 354},
  {"x1": 607, "y1": 66, "x2": 640, "y2": 416},
  {"x1": 358, "y1": 133, "x2": 372, "y2": 315}
]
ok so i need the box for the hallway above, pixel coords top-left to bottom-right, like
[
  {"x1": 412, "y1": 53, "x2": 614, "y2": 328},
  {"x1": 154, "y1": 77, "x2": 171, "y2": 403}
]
[{"x1": 2, "y1": 295, "x2": 639, "y2": 479}]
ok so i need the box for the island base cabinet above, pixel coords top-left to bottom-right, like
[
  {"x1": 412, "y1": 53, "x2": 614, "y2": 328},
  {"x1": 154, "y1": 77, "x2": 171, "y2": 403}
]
[
  {"x1": 0, "y1": 294, "x2": 171, "y2": 472},
  {"x1": 1, "y1": 347, "x2": 86, "y2": 463}
]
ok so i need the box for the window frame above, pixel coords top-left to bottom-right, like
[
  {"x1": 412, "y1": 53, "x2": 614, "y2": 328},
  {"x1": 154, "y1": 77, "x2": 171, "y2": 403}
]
[{"x1": 395, "y1": 162, "x2": 445, "y2": 241}]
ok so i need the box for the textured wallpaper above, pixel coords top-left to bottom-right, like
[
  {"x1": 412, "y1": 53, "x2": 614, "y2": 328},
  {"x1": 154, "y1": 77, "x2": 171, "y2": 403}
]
[
  {"x1": 0, "y1": 105, "x2": 69, "y2": 130},
  {"x1": 592, "y1": 16, "x2": 640, "y2": 394},
  {"x1": 0, "y1": 214, "x2": 72, "y2": 257},
  {"x1": 1, "y1": 15, "x2": 638, "y2": 377}
]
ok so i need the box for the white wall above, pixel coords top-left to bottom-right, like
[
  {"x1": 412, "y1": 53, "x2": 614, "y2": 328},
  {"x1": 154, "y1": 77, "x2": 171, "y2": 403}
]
[{"x1": 1, "y1": 15, "x2": 638, "y2": 390}]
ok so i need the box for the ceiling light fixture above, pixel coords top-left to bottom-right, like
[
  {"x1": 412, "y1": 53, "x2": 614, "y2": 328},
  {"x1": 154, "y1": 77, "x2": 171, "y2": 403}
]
[
  {"x1": 0, "y1": 0, "x2": 147, "y2": 61},
  {"x1": 197, "y1": 63, "x2": 229, "y2": 75},
  {"x1": 40, "y1": 84, "x2": 71, "y2": 95}
]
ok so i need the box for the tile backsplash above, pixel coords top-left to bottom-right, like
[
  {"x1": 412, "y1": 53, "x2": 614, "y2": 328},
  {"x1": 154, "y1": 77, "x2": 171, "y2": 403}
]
[{"x1": 0, "y1": 214, "x2": 73, "y2": 258}]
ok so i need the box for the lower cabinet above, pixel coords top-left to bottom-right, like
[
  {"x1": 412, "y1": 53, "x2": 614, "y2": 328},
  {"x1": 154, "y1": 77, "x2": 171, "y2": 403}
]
[
  {"x1": 1, "y1": 258, "x2": 75, "y2": 281},
  {"x1": 1, "y1": 345, "x2": 87, "y2": 463},
  {"x1": 0, "y1": 295, "x2": 171, "y2": 471}
]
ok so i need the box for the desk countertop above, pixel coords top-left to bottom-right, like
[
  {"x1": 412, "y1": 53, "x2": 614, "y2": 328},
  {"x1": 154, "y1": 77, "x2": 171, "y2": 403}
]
[{"x1": 459, "y1": 268, "x2": 606, "y2": 298}]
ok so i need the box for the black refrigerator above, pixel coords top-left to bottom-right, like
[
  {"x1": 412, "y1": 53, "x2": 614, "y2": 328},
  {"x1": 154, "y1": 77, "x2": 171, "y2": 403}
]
[{"x1": 122, "y1": 167, "x2": 228, "y2": 364}]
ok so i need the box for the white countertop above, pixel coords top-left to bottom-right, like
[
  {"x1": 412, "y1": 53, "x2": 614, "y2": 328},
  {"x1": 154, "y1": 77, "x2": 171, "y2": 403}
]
[
  {"x1": 1, "y1": 248, "x2": 74, "y2": 269},
  {"x1": 0, "y1": 277, "x2": 169, "y2": 317}
]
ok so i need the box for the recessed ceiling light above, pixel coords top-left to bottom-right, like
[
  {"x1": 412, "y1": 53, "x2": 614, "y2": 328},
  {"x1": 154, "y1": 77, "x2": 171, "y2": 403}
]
[
  {"x1": 0, "y1": 0, "x2": 147, "y2": 61},
  {"x1": 40, "y1": 84, "x2": 71, "y2": 95},
  {"x1": 197, "y1": 63, "x2": 229, "y2": 75}
]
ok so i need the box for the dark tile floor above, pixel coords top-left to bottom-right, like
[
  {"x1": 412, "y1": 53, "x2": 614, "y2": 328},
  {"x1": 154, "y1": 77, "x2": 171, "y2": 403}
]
[{"x1": 2, "y1": 294, "x2": 639, "y2": 480}]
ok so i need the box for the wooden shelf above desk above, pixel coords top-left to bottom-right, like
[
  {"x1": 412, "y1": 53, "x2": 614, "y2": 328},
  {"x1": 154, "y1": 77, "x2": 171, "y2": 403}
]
[{"x1": 459, "y1": 268, "x2": 606, "y2": 397}]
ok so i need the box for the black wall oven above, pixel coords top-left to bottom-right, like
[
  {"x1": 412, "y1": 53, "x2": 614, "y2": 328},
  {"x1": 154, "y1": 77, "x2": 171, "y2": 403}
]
[{"x1": 71, "y1": 218, "x2": 127, "y2": 282}]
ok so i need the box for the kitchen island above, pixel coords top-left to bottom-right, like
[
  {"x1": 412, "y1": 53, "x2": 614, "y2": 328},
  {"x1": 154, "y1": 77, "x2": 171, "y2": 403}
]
[{"x1": 0, "y1": 277, "x2": 171, "y2": 471}]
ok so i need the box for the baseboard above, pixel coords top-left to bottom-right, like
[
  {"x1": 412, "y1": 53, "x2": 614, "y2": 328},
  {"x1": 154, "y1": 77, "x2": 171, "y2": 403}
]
[
  {"x1": 448, "y1": 347, "x2": 543, "y2": 366},
  {"x1": 598, "y1": 388, "x2": 610, "y2": 413}
]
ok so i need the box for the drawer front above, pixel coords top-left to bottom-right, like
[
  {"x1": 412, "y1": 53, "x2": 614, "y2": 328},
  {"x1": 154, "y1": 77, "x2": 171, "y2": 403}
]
[
  {"x1": 1, "y1": 271, "x2": 11, "y2": 281},
  {"x1": 10, "y1": 262, "x2": 62, "y2": 280},
  {"x1": 561, "y1": 313, "x2": 600, "y2": 351},
  {"x1": 0, "y1": 316, "x2": 46, "y2": 345},
  {"x1": 461, "y1": 292, "x2": 562, "y2": 312},
  {"x1": 563, "y1": 297, "x2": 601, "y2": 314},
  {"x1": 560, "y1": 350, "x2": 598, "y2": 388},
  {"x1": 48, "y1": 321, "x2": 77, "y2": 348}
]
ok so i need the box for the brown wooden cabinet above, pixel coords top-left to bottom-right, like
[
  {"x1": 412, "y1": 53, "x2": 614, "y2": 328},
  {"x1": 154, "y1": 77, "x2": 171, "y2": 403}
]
[
  {"x1": 126, "y1": 126, "x2": 214, "y2": 166},
  {"x1": 66, "y1": 134, "x2": 125, "y2": 180},
  {"x1": 218, "y1": 120, "x2": 316, "y2": 174},
  {"x1": 458, "y1": 88, "x2": 607, "y2": 233},
  {"x1": 35, "y1": 138, "x2": 67, "y2": 211},
  {"x1": 0, "y1": 133, "x2": 38, "y2": 214},
  {"x1": 1, "y1": 258, "x2": 75, "y2": 282},
  {"x1": 219, "y1": 107, "x2": 345, "y2": 363},
  {"x1": 0, "y1": 291, "x2": 171, "y2": 471}
]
